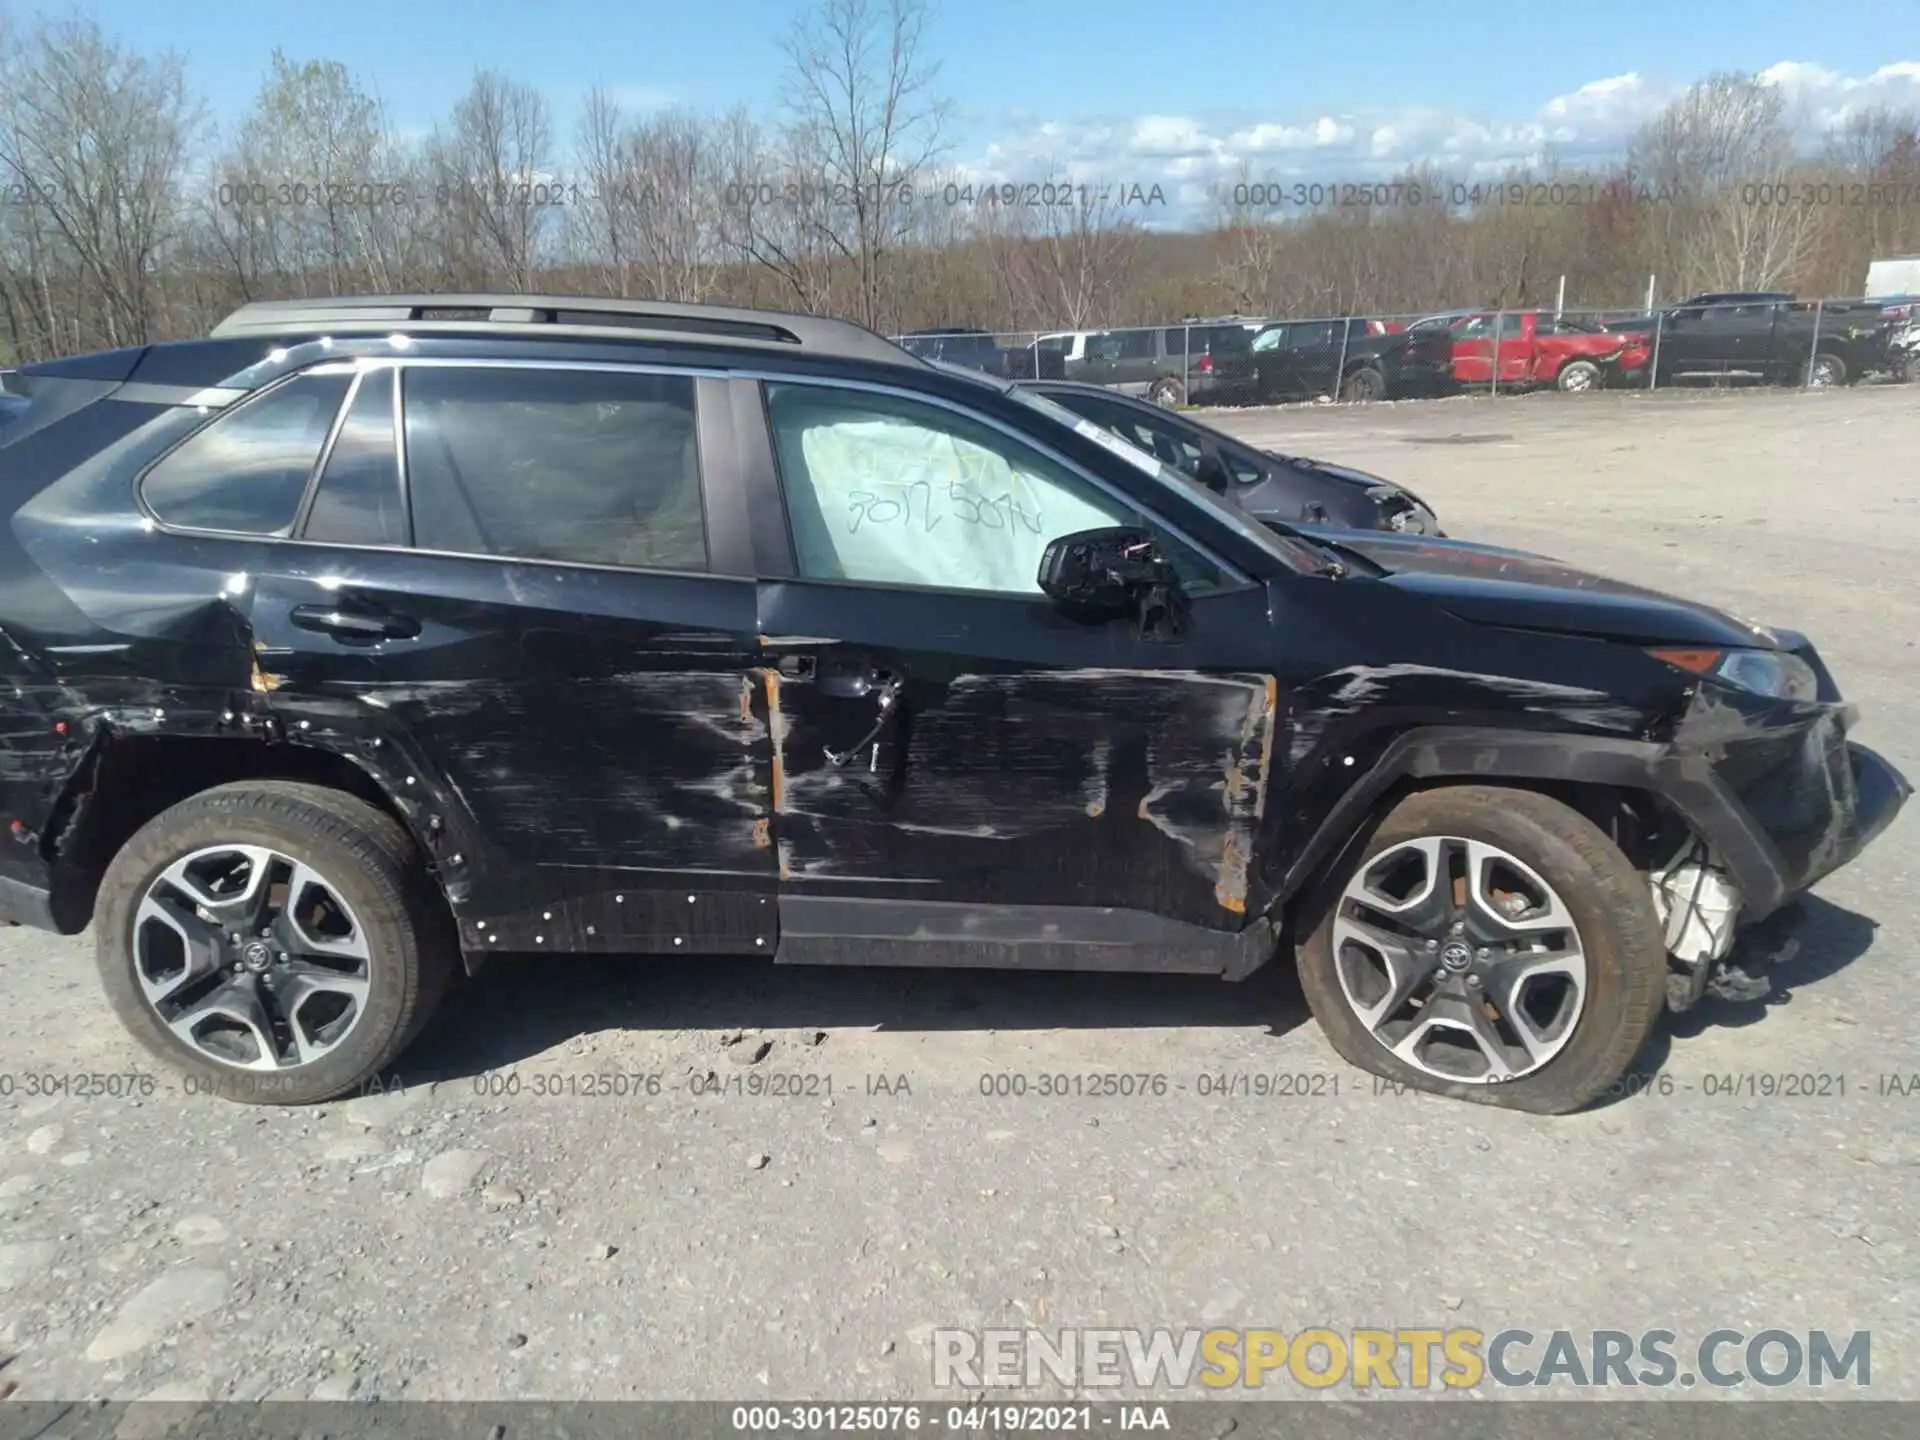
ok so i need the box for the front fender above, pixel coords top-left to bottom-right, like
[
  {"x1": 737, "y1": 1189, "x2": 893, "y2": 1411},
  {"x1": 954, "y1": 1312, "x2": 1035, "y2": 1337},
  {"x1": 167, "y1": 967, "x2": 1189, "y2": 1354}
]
[{"x1": 1274, "y1": 725, "x2": 1798, "y2": 922}]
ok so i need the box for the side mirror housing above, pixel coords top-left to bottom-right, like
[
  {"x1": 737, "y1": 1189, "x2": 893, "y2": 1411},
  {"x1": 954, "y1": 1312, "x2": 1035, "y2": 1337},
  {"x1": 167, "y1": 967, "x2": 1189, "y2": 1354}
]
[
  {"x1": 1037, "y1": 527, "x2": 1189, "y2": 641},
  {"x1": 1190, "y1": 452, "x2": 1231, "y2": 493}
]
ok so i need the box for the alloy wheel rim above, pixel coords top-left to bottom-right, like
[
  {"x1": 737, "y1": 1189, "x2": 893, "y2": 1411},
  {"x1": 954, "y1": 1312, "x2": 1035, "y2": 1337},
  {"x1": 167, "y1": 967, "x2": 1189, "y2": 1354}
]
[
  {"x1": 1809, "y1": 359, "x2": 1837, "y2": 387},
  {"x1": 133, "y1": 845, "x2": 373, "y2": 1071},
  {"x1": 1564, "y1": 366, "x2": 1595, "y2": 391},
  {"x1": 1333, "y1": 835, "x2": 1588, "y2": 1084}
]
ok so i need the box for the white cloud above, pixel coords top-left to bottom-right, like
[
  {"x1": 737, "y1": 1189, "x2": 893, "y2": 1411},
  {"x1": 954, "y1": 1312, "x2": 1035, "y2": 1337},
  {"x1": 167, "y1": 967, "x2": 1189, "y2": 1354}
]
[{"x1": 954, "y1": 60, "x2": 1920, "y2": 220}]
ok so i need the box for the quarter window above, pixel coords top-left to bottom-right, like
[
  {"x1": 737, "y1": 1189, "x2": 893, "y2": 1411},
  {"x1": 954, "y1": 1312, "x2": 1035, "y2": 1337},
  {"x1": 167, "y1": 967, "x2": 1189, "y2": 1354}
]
[
  {"x1": 302, "y1": 368, "x2": 406, "y2": 547},
  {"x1": 401, "y1": 366, "x2": 707, "y2": 570},
  {"x1": 141, "y1": 374, "x2": 352, "y2": 534},
  {"x1": 767, "y1": 383, "x2": 1192, "y2": 595}
]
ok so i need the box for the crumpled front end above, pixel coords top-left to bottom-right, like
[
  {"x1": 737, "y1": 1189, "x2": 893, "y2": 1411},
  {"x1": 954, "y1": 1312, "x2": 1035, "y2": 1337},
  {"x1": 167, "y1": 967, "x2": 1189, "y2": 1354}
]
[{"x1": 1650, "y1": 665, "x2": 1910, "y2": 1008}]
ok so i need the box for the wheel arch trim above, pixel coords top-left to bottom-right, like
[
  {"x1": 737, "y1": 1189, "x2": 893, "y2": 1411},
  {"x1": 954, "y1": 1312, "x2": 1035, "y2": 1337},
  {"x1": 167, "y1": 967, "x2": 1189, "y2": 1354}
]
[{"x1": 1277, "y1": 725, "x2": 1790, "y2": 923}]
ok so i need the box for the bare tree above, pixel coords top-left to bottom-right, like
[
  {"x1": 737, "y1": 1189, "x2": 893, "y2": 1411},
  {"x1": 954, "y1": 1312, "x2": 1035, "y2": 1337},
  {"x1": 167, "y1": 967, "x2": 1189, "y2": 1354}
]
[
  {"x1": 992, "y1": 177, "x2": 1141, "y2": 328},
  {"x1": 767, "y1": 0, "x2": 948, "y2": 326},
  {"x1": 428, "y1": 71, "x2": 553, "y2": 292},
  {"x1": 572, "y1": 87, "x2": 636, "y2": 295},
  {"x1": 1631, "y1": 73, "x2": 1820, "y2": 293},
  {"x1": 0, "y1": 17, "x2": 202, "y2": 349}
]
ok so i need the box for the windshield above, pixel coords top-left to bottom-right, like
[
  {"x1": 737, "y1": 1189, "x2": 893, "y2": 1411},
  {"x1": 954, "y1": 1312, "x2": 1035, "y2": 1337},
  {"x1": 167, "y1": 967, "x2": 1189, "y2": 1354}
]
[{"x1": 1006, "y1": 385, "x2": 1326, "y2": 572}]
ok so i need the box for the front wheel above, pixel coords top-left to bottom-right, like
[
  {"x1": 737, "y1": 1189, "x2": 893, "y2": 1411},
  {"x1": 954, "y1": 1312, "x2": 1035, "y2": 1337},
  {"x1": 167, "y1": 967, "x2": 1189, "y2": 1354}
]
[
  {"x1": 94, "y1": 781, "x2": 455, "y2": 1105},
  {"x1": 1296, "y1": 785, "x2": 1666, "y2": 1114},
  {"x1": 1147, "y1": 376, "x2": 1186, "y2": 408}
]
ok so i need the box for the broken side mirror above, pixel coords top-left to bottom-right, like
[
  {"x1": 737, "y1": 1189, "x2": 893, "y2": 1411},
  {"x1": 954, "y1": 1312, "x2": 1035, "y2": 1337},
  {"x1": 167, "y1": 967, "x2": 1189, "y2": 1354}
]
[
  {"x1": 1037, "y1": 526, "x2": 1189, "y2": 641},
  {"x1": 1190, "y1": 451, "x2": 1231, "y2": 494}
]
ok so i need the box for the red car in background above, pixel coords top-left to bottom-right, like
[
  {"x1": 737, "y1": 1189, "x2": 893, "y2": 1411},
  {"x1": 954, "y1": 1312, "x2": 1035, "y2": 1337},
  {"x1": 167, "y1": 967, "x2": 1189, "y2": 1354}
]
[{"x1": 1449, "y1": 310, "x2": 1650, "y2": 391}]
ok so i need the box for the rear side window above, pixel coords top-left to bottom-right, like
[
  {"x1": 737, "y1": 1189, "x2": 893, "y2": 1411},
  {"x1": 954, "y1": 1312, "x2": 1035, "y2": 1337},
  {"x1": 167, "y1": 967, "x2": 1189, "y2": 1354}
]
[
  {"x1": 302, "y1": 368, "x2": 406, "y2": 547},
  {"x1": 402, "y1": 366, "x2": 706, "y2": 571},
  {"x1": 140, "y1": 374, "x2": 352, "y2": 534}
]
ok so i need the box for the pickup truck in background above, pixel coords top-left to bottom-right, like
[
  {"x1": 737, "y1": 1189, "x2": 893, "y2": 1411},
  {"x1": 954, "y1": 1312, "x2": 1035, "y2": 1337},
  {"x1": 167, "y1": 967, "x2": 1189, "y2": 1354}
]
[
  {"x1": 1605, "y1": 294, "x2": 1899, "y2": 387},
  {"x1": 1248, "y1": 317, "x2": 1455, "y2": 403},
  {"x1": 1448, "y1": 310, "x2": 1651, "y2": 391}
]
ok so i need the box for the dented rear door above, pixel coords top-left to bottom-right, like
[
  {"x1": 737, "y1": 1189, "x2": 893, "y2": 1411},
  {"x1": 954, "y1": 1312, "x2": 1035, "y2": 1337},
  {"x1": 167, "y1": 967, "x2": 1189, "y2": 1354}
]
[
  {"x1": 247, "y1": 360, "x2": 777, "y2": 955},
  {"x1": 744, "y1": 376, "x2": 1285, "y2": 934}
]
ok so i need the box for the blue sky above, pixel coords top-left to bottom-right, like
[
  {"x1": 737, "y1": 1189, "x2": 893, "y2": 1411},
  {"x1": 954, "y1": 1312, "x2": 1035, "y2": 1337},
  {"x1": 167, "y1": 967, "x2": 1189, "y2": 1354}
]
[{"x1": 60, "y1": 0, "x2": 1920, "y2": 191}]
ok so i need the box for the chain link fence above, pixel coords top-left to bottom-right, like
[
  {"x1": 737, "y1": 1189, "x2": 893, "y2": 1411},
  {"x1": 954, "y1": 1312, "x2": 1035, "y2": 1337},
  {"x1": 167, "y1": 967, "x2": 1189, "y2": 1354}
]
[{"x1": 893, "y1": 296, "x2": 1920, "y2": 408}]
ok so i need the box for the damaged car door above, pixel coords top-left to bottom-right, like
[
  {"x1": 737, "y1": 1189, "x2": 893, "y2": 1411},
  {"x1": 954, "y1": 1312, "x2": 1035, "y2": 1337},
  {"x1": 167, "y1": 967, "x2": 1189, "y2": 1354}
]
[
  {"x1": 741, "y1": 378, "x2": 1284, "y2": 976},
  {"x1": 242, "y1": 359, "x2": 775, "y2": 954}
]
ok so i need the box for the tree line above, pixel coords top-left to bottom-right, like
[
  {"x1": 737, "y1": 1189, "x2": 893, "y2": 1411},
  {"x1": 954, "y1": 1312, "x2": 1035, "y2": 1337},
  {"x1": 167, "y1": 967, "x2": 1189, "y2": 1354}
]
[{"x1": 3, "y1": 0, "x2": 1918, "y2": 364}]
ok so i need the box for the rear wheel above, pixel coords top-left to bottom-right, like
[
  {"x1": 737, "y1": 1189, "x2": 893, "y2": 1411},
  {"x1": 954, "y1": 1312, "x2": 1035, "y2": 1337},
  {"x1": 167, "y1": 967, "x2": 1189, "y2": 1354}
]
[
  {"x1": 1556, "y1": 360, "x2": 1602, "y2": 393},
  {"x1": 94, "y1": 781, "x2": 455, "y2": 1105},
  {"x1": 1147, "y1": 376, "x2": 1185, "y2": 408},
  {"x1": 1806, "y1": 352, "x2": 1847, "y2": 388},
  {"x1": 1339, "y1": 366, "x2": 1386, "y2": 403},
  {"x1": 1296, "y1": 785, "x2": 1665, "y2": 1114}
]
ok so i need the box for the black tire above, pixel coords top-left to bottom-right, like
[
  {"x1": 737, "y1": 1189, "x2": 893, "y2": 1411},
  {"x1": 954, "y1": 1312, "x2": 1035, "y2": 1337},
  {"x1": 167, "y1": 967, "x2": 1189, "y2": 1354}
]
[
  {"x1": 1556, "y1": 359, "x2": 1602, "y2": 393},
  {"x1": 1296, "y1": 785, "x2": 1666, "y2": 1115},
  {"x1": 1339, "y1": 366, "x2": 1386, "y2": 403},
  {"x1": 94, "y1": 781, "x2": 456, "y2": 1105},
  {"x1": 1147, "y1": 376, "x2": 1185, "y2": 408},
  {"x1": 1806, "y1": 351, "x2": 1847, "y2": 388}
]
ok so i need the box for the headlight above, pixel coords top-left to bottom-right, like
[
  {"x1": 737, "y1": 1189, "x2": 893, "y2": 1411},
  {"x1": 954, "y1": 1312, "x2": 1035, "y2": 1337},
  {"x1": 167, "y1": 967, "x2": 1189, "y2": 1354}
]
[{"x1": 1647, "y1": 646, "x2": 1819, "y2": 700}]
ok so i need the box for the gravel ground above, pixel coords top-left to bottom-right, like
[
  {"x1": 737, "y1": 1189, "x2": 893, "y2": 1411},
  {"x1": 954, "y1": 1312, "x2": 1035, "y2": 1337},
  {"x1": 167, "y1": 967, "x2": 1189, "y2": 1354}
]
[{"x1": 0, "y1": 383, "x2": 1915, "y2": 1406}]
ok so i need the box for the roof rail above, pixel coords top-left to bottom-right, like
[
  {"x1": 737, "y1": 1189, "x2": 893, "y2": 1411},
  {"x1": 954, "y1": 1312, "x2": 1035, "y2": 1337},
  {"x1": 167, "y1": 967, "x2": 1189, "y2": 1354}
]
[{"x1": 209, "y1": 294, "x2": 920, "y2": 366}]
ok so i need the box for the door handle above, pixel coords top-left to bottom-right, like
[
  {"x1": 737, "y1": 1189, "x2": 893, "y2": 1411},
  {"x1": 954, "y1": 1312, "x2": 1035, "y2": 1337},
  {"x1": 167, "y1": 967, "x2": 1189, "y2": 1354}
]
[
  {"x1": 782, "y1": 648, "x2": 890, "y2": 700},
  {"x1": 290, "y1": 604, "x2": 421, "y2": 642}
]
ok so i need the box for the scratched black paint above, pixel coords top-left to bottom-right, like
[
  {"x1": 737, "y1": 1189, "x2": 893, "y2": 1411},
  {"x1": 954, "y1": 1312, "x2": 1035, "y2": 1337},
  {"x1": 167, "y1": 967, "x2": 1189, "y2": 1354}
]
[{"x1": 0, "y1": 323, "x2": 1906, "y2": 979}]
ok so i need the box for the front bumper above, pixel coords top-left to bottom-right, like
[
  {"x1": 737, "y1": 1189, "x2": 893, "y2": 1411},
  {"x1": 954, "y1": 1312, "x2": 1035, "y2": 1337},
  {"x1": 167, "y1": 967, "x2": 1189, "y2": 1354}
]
[{"x1": 1666, "y1": 693, "x2": 1911, "y2": 919}]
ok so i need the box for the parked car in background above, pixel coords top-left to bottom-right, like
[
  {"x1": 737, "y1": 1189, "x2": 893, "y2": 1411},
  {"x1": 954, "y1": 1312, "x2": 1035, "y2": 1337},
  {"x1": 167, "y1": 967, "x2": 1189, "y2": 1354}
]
[
  {"x1": 1448, "y1": 311, "x2": 1651, "y2": 392},
  {"x1": 1031, "y1": 331, "x2": 1093, "y2": 380},
  {"x1": 1078, "y1": 318, "x2": 1269, "y2": 407},
  {"x1": 1607, "y1": 294, "x2": 1897, "y2": 387},
  {"x1": 1249, "y1": 317, "x2": 1455, "y2": 403},
  {"x1": 1888, "y1": 309, "x2": 1920, "y2": 381},
  {"x1": 1404, "y1": 309, "x2": 1481, "y2": 334},
  {"x1": 1024, "y1": 379, "x2": 1441, "y2": 534}
]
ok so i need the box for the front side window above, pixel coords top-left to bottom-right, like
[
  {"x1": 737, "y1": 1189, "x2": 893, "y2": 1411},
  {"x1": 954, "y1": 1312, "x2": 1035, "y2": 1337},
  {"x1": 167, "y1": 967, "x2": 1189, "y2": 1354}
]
[
  {"x1": 401, "y1": 366, "x2": 706, "y2": 571},
  {"x1": 141, "y1": 373, "x2": 352, "y2": 534},
  {"x1": 765, "y1": 383, "x2": 1218, "y2": 595}
]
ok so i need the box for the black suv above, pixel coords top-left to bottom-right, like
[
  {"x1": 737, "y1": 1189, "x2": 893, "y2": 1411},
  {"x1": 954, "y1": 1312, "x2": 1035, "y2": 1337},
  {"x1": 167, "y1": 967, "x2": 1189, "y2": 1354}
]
[{"x1": 0, "y1": 294, "x2": 1906, "y2": 1113}]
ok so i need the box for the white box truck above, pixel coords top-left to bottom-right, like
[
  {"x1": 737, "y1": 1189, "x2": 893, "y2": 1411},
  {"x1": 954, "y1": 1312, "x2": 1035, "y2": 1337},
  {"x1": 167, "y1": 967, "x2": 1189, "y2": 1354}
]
[{"x1": 1865, "y1": 255, "x2": 1920, "y2": 298}]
